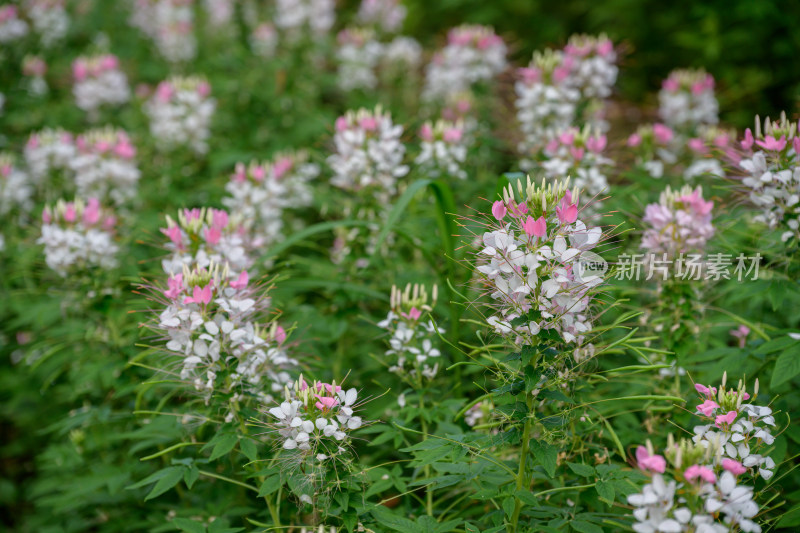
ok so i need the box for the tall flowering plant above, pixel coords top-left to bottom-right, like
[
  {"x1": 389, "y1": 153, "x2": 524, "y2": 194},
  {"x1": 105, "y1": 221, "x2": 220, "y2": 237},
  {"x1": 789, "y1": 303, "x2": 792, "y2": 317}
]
[
  {"x1": 658, "y1": 69, "x2": 719, "y2": 134},
  {"x1": 263, "y1": 376, "x2": 366, "y2": 510},
  {"x1": 416, "y1": 119, "x2": 468, "y2": 180}
]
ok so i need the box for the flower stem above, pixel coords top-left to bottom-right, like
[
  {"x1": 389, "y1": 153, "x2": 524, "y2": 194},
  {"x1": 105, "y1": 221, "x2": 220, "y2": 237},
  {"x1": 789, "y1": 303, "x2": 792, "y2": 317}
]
[{"x1": 509, "y1": 393, "x2": 535, "y2": 532}]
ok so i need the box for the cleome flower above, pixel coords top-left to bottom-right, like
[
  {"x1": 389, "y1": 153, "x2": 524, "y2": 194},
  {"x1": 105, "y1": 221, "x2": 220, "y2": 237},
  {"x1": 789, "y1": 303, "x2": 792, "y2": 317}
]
[
  {"x1": 148, "y1": 261, "x2": 295, "y2": 407},
  {"x1": 223, "y1": 152, "x2": 319, "y2": 249},
  {"x1": 472, "y1": 176, "x2": 605, "y2": 349},
  {"x1": 357, "y1": 0, "x2": 406, "y2": 34},
  {"x1": 531, "y1": 125, "x2": 612, "y2": 201},
  {"x1": 70, "y1": 127, "x2": 140, "y2": 206},
  {"x1": 273, "y1": 0, "x2": 335, "y2": 43},
  {"x1": 658, "y1": 68, "x2": 719, "y2": 132},
  {"x1": 250, "y1": 22, "x2": 277, "y2": 58},
  {"x1": 423, "y1": 24, "x2": 506, "y2": 102},
  {"x1": 144, "y1": 75, "x2": 216, "y2": 154},
  {"x1": 736, "y1": 112, "x2": 800, "y2": 243},
  {"x1": 160, "y1": 207, "x2": 252, "y2": 276},
  {"x1": 24, "y1": 0, "x2": 69, "y2": 48},
  {"x1": 416, "y1": 119, "x2": 469, "y2": 180},
  {"x1": 561, "y1": 33, "x2": 618, "y2": 100},
  {"x1": 327, "y1": 106, "x2": 408, "y2": 203},
  {"x1": 628, "y1": 436, "x2": 763, "y2": 533},
  {"x1": 268, "y1": 377, "x2": 364, "y2": 453},
  {"x1": 641, "y1": 185, "x2": 714, "y2": 259},
  {"x1": 627, "y1": 123, "x2": 678, "y2": 179},
  {"x1": 692, "y1": 374, "x2": 777, "y2": 481},
  {"x1": 0, "y1": 5, "x2": 29, "y2": 44},
  {"x1": 71, "y1": 54, "x2": 130, "y2": 115},
  {"x1": 377, "y1": 283, "x2": 443, "y2": 380},
  {"x1": 38, "y1": 197, "x2": 119, "y2": 276}
]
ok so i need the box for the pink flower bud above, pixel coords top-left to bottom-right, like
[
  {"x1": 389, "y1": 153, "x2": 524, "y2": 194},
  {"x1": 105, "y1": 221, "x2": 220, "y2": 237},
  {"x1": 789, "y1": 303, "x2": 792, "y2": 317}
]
[
  {"x1": 273, "y1": 157, "x2": 293, "y2": 180},
  {"x1": 696, "y1": 399, "x2": 720, "y2": 417},
  {"x1": 83, "y1": 197, "x2": 101, "y2": 225},
  {"x1": 491, "y1": 200, "x2": 507, "y2": 220},
  {"x1": 230, "y1": 270, "x2": 249, "y2": 290},
  {"x1": 636, "y1": 446, "x2": 666, "y2": 473},
  {"x1": 443, "y1": 128, "x2": 463, "y2": 143},
  {"x1": 419, "y1": 123, "x2": 433, "y2": 142},
  {"x1": 741, "y1": 128, "x2": 754, "y2": 151},
  {"x1": 755, "y1": 135, "x2": 787, "y2": 151},
  {"x1": 715, "y1": 410, "x2": 738, "y2": 427},
  {"x1": 203, "y1": 227, "x2": 222, "y2": 245},
  {"x1": 523, "y1": 215, "x2": 547, "y2": 238},
  {"x1": 684, "y1": 464, "x2": 716, "y2": 484},
  {"x1": 627, "y1": 133, "x2": 642, "y2": 147},
  {"x1": 63, "y1": 203, "x2": 77, "y2": 223},
  {"x1": 653, "y1": 123, "x2": 674, "y2": 144}
]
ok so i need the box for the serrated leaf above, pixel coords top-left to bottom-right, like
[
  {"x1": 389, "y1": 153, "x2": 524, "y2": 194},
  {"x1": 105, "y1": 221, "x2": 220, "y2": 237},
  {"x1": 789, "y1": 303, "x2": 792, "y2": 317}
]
[
  {"x1": 772, "y1": 347, "x2": 800, "y2": 388},
  {"x1": 258, "y1": 475, "x2": 282, "y2": 497},
  {"x1": 240, "y1": 438, "x2": 258, "y2": 462},
  {"x1": 567, "y1": 462, "x2": 595, "y2": 477},
  {"x1": 209, "y1": 433, "x2": 238, "y2": 461},
  {"x1": 524, "y1": 365, "x2": 541, "y2": 393},
  {"x1": 145, "y1": 466, "x2": 184, "y2": 501},
  {"x1": 173, "y1": 518, "x2": 206, "y2": 533}
]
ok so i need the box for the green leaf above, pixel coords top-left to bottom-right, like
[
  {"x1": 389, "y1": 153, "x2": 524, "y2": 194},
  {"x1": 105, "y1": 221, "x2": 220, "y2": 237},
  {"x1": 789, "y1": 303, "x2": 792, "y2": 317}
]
[
  {"x1": 173, "y1": 518, "x2": 207, "y2": 533},
  {"x1": 145, "y1": 466, "x2": 184, "y2": 501},
  {"x1": 524, "y1": 365, "x2": 541, "y2": 393},
  {"x1": 240, "y1": 438, "x2": 258, "y2": 462},
  {"x1": 370, "y1": 179, "x2": 431, "y2": 257},
  {"x1": 514, "y1": 489, "x2": 538, "y2": 506},
  {"x1": 771, "y1": 347, "x2": 800, "y2": 388},
  {"x1": 502, "y1": 496, "x2": 516, "y2": 518},
  {"x1": 370, "y1": 506, "x2": 421, "y2": 532},
  {"x1": 184, "y1": 465, "x2": 199, "y2": 489},
  {"x1": 567, "y1": 462, "x2": 596, "y2": 477},
  {"x1": 571, "y1": 520, "x2": 603, "y2": 533},
  {"x1": 595, "y1": 480, "x2": 615, "y2": 505},
  {"x1": 258, "y1": 475, "x2": 282, "y2": 497},
  {"x1": 209, "y1": 433, "x2": 238, "y2": 461},
  {"x1": 530, "y1": 440, "x2": 558, "y2": 478}
]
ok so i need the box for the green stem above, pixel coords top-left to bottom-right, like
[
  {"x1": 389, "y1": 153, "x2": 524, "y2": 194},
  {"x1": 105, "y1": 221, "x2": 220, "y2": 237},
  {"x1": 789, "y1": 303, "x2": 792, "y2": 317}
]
[
  {"x1": 509, "y1": 393, "x2": 535, "y2": 532},
  {"x1": 418, "y1": 379, "x2": 434, "y2": 517}
]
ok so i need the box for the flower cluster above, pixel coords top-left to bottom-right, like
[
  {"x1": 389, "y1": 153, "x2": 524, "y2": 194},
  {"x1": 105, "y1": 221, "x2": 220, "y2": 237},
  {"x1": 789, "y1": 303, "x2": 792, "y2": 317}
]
[
  {"x1": 268, "y1": 377, "x2": 363, "y2": 454},
  {"x1": 692, "y1": 376, "x2": 777, "y2": 481},
  {"x1": 72, "y1": 54, "x2": 130, "y2": 115},
  {"x1": 515, "y1": 35, "x2": 617, "y2": 167},
  {"x1": 423, "y1": 24, "x2": 506, "y2": 102},
  {"x1": 24, "y1": 128, "x2": 76, "y2": 185},
  {"x1": 475, "y1": 177, "x2": 604, "y2": 347},
  {"x1": 357, "y1": 0, "x2": 406, "y2": 34},
  {"x1": 144, "y1": 76, "x2": 216, "y2": 154},
  {"x1": 274, "y1": 0, "x2": 335, "y2": 42},
  {"x1": 0, "y1": 5, "x2": 29, "y2": 43},
  {"x1": 70, "y1": 127, "x2": 140, "y2": 205},
  {"x1": 416, "y1": 119, "x2": 468, "y2": 180},
  {"x1": 38, "y1": 197, "x2": 119, "y2": 276},
  {"x1": 24, "y1": 0, "x2": 69, "y2": 47},
  {"x1": 737, "y1": 112, "x2": 800, "y2": 242},
  {"x1": 682, "y1": 125, "x2": 735, "y2": 181},
  {"x1": 335, "y1": 28, "x2": 383, "y2": 91},
  {"x1": 515, "y1": 49, "x2": 580, "y2": 160},
  {"x1": 562, "y1": 33, "x2": 618, "y2": 99},
  {"x1": 641, "y1": 185, "x2": 714, "y2": 258},
  {"x1": 0, "y1": 153, "x2": 33, "y2": 217},
  {"x1": 377, "y1": 284, "x2": 442, "y2": 380},
  {"x1": 153, "y1": 262, "x2": 294, "y2": 405},
  {"x1": 629, "y1": 437, "x2": 762, "y2": 533},
  {"x1": 250, "y1": 22, "x2": 277, "y2": 58},
  {"x1": 130, "y1": 0, "x2": 196, "y2": 62},
  {"x1": 222, "y1": 152, "x2": 319, "y2": 248},
  {"x1": 327, "y1": 106, "x2": 408, "y2": 203},
  {"x1": 534, "y1": 126, "x2": 612, "y2": 200},
  {"x1": 160, "y1": 207, "x2": 251, "y2": 276},
  {"x1": 658, "y1": 69, "x2": 719, "y2": 132}
]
